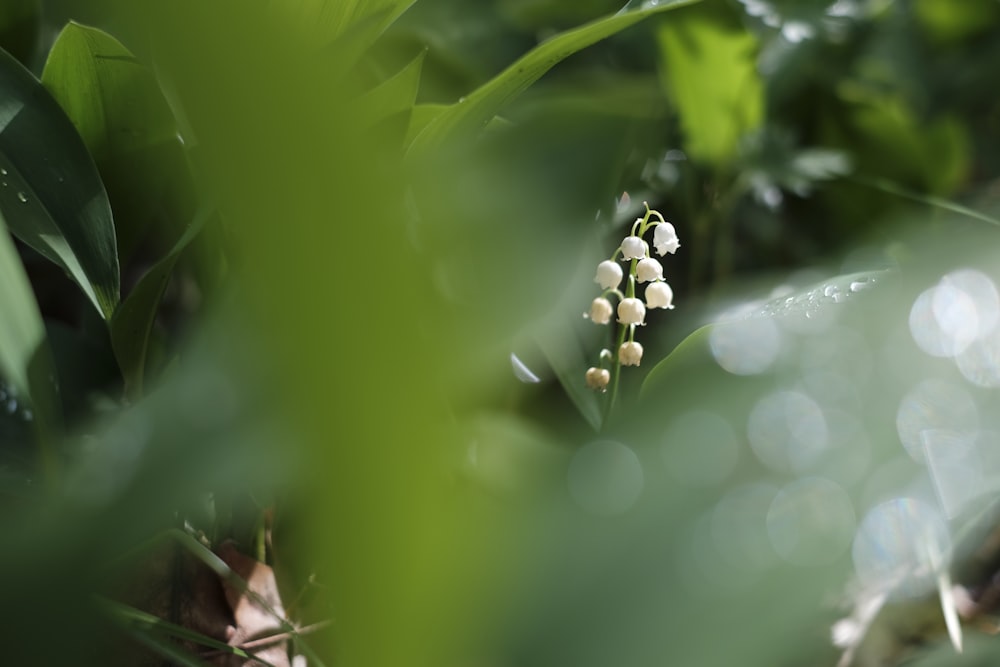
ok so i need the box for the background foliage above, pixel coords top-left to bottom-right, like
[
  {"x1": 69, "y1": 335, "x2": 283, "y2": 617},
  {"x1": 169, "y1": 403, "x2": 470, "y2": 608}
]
[{"x1": 2, "y1": 0, "x2": 1000, "y2": 665}]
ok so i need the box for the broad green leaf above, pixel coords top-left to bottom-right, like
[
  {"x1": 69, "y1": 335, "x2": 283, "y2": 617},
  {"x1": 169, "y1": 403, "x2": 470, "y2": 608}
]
[
  {"x1": 657, "y1": 10, "x2": 763, "y2": 167},
  {"x1": 641, "y1": 270, "x2": 889, "y2": 398},
  {"x1": 0, "y1": 216, "x2": 44, "y2": 398},
  {"x1": 0, "y1": 45, "x2": 119, "y2": 319},
  {"x1": 407, "y1": 0, "x2": 702, "y2": 153},
  {"x1": 111, "y1": 206, "x2": 212, "y2": 398},
  {"x1": 42, "y1": 22, "x2": 179, "y2": 260}
]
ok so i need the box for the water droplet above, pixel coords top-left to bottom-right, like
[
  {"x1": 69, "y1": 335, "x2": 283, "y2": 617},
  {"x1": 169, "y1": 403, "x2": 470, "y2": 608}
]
[
  {"x1": 850, "y1": 280, "x2": 870, "y2": 293},
  {"x1": 16, "y1": 192, "x2": 27, "y2": 203},
  {"x1": 0, "y1": 167, "x2": 6, "y2": 175}
]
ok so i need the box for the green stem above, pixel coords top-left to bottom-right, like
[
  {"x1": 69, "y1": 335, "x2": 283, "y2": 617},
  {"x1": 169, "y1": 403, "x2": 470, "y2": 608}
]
[{"x1": 602, "y1": 263, "x2": 637, "y2": 428}]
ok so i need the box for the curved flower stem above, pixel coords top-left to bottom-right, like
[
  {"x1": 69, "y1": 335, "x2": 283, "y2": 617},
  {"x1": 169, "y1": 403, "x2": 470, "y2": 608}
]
[
  {"x1": 603, "y1": 263, "x2": 637, "y2": 428},
  {"x1": 603, "y1": 316, "x2": 628, "y2": 429}
]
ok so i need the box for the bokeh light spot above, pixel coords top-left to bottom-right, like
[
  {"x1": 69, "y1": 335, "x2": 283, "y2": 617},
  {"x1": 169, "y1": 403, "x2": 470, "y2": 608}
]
[
  {"x1": 567, "y1": 440, "x2": 643, "y2": 516},
  {"x1": 852, "y1": 497, "x2": 951, "y2": 598},
  {"x1": 709, "y1": 318, "x2": 782, "y2": 375},
  {"x1": 747, "y1": 391, "x2": 828, "y2": 473},
  {"x1": 711, "y1": 484, "x2": 780, "y2": 574},
  {"x1": 896, "y1": 379, "x2": 979, "y2": 464},
  {"x1": 661, "y1": 411, "x2": 739, "y2": 486},
  {"x1": 766, "y1": 477, "x2": 855, "y2": 566}
]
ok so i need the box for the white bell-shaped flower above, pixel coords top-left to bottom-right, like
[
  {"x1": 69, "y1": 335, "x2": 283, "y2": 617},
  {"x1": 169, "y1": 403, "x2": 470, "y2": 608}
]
[
  {"x1": 594, "y1": 260, "x2": 623, "y2": 290},
  {"x1": 636, "y1": 257, "x2": 664, "y2": 283},
  {"x1": 585, "y1": 367, "x2": 610, "y2": 391},
  {"x1": 645, "y1": 281, "x2": 675, "y2": 309},
  {"x1": 619, "y1": 341, "x2": 643, "y2": 366},
  {"x1": 620, "y1": 236, "x2": 648, "y2": 261},
  {"x1": 618, "y1": 297, "x2": 646, "y2": 325},
  {"x1": 653, "y1": 222, "x2": 680, "y2": 256},
  {"x1": 587, "y1": 297, "x2": 613, "y2": 325}
]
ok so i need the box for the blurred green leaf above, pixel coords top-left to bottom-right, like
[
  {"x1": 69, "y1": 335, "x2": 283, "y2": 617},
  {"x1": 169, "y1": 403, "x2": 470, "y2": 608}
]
[
  {"x1": 41, "y1": 22, "x2": 180, "y2": 260},
  {"x1": 838, "y1": 86, "x2": 970, "y2": 196},
  {"x1": 0, "y1": 215, "x2": 59, "y2": 476},
  {"x1": 536, "y1": 321, "x2": 603, "y2": 432},
  {"x1": 355, "y1": 49, "x2": 425, "y2": 127},
  {"x1": 0, "y1": 0, "x2": 38, "y2": 66},
  {"x1": 407, "y1": 0, "x2": 702, "y2": 153},
  {"x1": 0, "y1": 216, "x2": 45, "y2": 399},
  {"x1": 0, "y1": 45, "x2": 120, "y2": 319},
  {"x1": 110, "y1": 207, "x2": 211, "y2": 398},
  {"x1": 657, "y1": 8, "x2": 763, "y2": 167},
  {"x1": 641, "y1": 270, "x2": 889, "y2": 398}
]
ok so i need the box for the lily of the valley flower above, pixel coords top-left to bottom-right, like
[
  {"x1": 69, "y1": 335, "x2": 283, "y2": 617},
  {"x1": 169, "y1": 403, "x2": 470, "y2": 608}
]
[
  {"x1": 585, "y1": 367, "x2": 611, "y2": 391},
  {"x1": 618, "y1": 297, "x2": 646, "y2": 325},
  {"x1": 645, "y1": 281, "x2": 675, "y2": 309},
  {"x1": 584, "y1": 201, "x2": 680, "y2": 396},
  {"x1": 620, "y1": 236, "x2": 647, "y2": 261},
  {"x1": 653, "y1": 222, "x2": 680, "y2": 256},
  {"x1": 636, "y1": 257, "x2": 664, "y2": 283},
  {"x1": 619, "y1": 341, "x2": 643, "y2": 366},
  {"x1": 595, "y1": 260, "x2": 624, "y2": 290},
  {"x1": 588, "y1": 297, "x2": 613, "y2": 324}
]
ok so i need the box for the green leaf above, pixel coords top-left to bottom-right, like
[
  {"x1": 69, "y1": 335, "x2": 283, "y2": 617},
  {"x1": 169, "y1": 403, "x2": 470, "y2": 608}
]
[
  {"x1": 407, "y1": 0, "x2": 702, "y2": 153},
  {"x1": 355, "y1": 50, "x2": 426, "y2": 127},
  {"x1": 656, "y1": 9, "x2": 763, "y2": 167},
  {"x1": 536, "y1": 321, "x2": 603, "y2": 432},
  {"x1": 0, "y1": 216, "x2": 44, "y2": 399},
  {"x1": 641, "y1": 270, "x2": 889, "y2": 398},
  {"x1": 0, "y1": 45, "x2": 119, "y2": 319},
  {"x1": 41, "y1": 22, "x2": 180, "y2": 260},
  {"x1": 111, "y1": 206, "x2": 212, "y2": 398},
  {"x1": 0, "y1": 215, "x2": 60, "y2": 474}
]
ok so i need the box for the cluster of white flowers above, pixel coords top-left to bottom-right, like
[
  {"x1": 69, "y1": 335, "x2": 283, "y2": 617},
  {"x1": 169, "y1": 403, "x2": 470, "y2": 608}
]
[{"x1": 584, "y1": 202, "x2": 680, "y2": 392}]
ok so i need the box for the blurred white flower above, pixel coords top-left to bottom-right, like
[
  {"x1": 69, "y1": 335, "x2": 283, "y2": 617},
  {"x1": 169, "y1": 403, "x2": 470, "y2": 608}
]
[
  {"x1": 585, "y1": 367, "x2": 610, "y2": 391},
  {"x1": 646, "y1": 281, "x2": 675, "y2": 309},
  {"x1": 595, "y1": 260, "x2": 623, "y2": 290},
  {"x1": 618, "y1": 297, "x2": 646, "y2": 325},
  {"x1": 653, "y1": 222, "x2": 680, "y2": 256},
  {"x1": 588, "y1": 297, "x2": 613, "y2": 325},
  {"x1": 621, "y1": 236, "x2": 648, "y2": 261},
  {"x1": 636, "y1": 257, "x2": 664, "y2": 283},
  {"x1": 619, "y1": 341, "x2": 643, "y2": 366}
]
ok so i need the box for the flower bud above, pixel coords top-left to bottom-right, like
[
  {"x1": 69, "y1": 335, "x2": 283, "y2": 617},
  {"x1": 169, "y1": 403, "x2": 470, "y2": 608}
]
[
  {"x1": 588, "y1": 297, "x2": 613, "y2": 325},
  {"x1": 653, "y1": 222, "x2": 680, "y2": 256},
  {"x1": 617, "y1": 297, "x2": 646, "y2": 325},
  {"x1": 645, "y1": 281, "x2": 675, "y2": 309},
  {"x1": 594, "y1": 260, "x2": 623, "y2": 290},
  {"x1": 620, "y1": 236, "x2": 648, "y2": 261},
  {"x1": 636, "y1": 257, "x2": 664, "y2": 283},
  {"x1": 585, "y1": 367, "x2": 611, "y2": 391},
  {"x1": 619, "y1": 341, "x2": 643, "y2": 366}
]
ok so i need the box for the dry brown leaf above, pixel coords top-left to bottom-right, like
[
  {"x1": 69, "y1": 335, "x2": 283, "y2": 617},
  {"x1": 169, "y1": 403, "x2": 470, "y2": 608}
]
[{"x1": 215, "y1": 541, "x2": 291, "y2": 667}]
